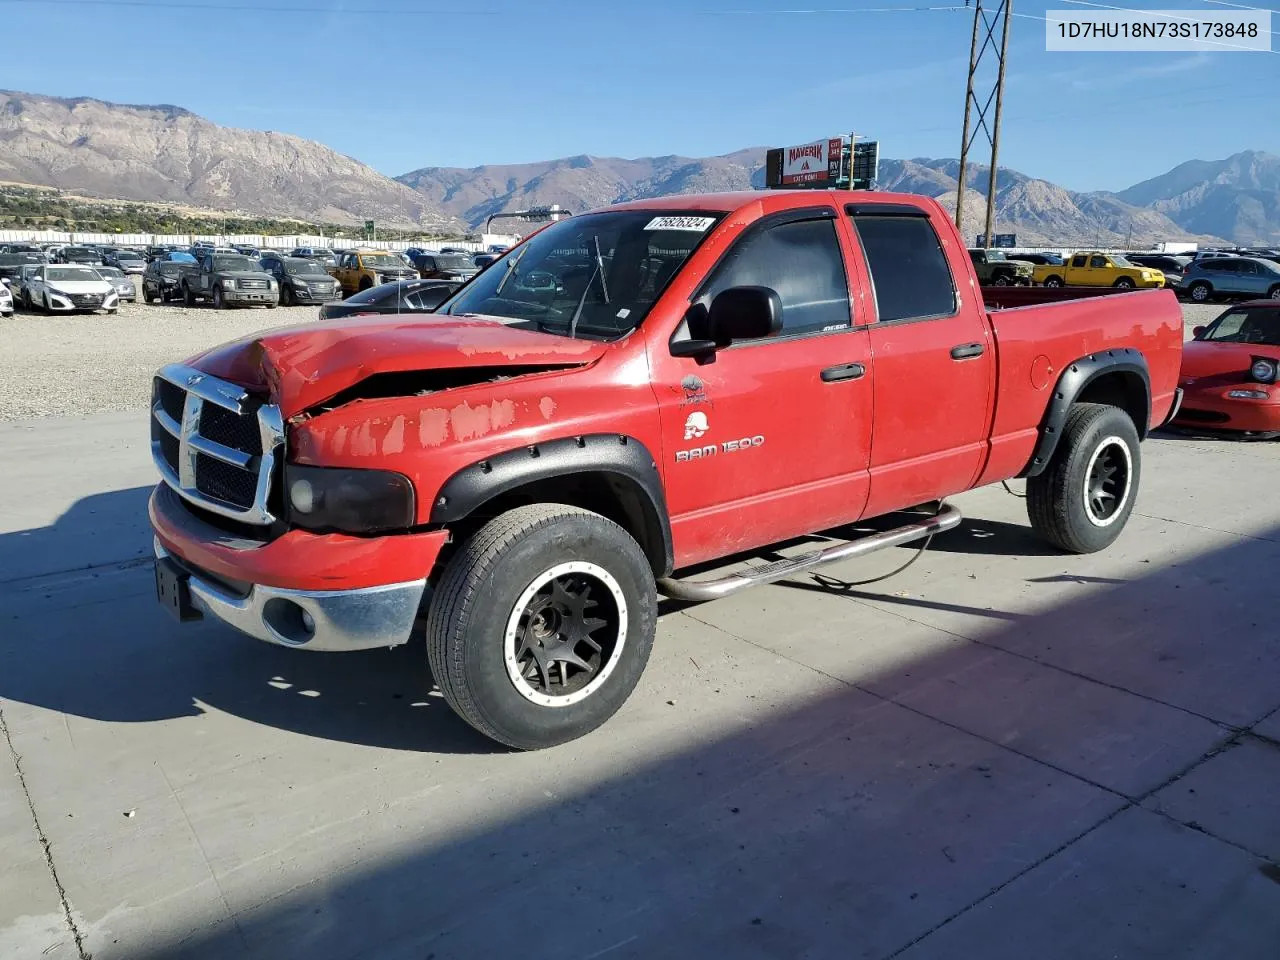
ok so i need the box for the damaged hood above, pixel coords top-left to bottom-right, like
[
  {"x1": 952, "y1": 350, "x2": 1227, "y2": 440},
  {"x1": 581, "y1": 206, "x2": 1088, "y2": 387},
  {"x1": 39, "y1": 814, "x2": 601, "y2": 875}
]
[{"x1": 186, "y1": 314, "x2": 606, "y2": 418}]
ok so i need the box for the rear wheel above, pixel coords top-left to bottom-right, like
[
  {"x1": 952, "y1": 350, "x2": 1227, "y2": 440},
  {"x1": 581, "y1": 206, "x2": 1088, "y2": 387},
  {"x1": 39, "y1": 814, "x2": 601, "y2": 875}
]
[
  {"x1": 426, "y1": 504, "x2": 657, "y2": 750},
  {"x1": 1043, "y1": 275, "x2": 1064, "y2": 288},
  {"x1": 1188, "y1": 281, "x2": 1212, "y2": 303},
  {"x1": 1113, "y1": 277, "x2": 1135, "y2": 290},
  {"x1": 1027, "y1": 403, "x2": 1141, "y2": 554}
]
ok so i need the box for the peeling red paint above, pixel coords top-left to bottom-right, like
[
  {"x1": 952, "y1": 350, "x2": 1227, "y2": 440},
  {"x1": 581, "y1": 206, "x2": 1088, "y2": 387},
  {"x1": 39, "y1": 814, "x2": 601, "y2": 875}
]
[
  {"x1": 384, "y1": 415, "x2": 406, "y2": 455},
  {"x1": 418, "y1": 408, "x2": 450, "y2": 448},
  {"x1": 539, "y1": 396, "x2": 557, "y2": 420},
  {"x1": 450, "y1": 400, "x2": 492, "y2": 442},
  {"x1": 491, "y1": 399, "x2": 517, "y2": 430},
  {"x1": 331, "y1": 424, "x2": 348, "y2": 456}
]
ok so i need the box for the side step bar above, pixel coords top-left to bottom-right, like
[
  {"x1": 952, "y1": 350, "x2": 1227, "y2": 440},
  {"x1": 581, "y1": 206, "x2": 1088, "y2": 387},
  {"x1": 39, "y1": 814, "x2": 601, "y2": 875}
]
[{"x1": 656, "y1": 503, "x2": 963, "y2": 602}]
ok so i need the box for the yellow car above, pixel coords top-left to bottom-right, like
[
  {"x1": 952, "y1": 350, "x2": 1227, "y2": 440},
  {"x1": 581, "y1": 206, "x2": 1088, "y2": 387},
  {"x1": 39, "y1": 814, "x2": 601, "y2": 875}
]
[
  {"x1": 1033, "y1": 251, "x2": 1165, "y2": 290},
  {"x1": 331, "y1": 249, "x2": 420, "y2": 296}
]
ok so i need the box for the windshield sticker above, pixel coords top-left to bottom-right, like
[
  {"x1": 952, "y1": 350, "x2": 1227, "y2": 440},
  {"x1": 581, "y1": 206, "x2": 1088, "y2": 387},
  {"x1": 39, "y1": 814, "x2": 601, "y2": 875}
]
[
  {"x1": 644, "y1": 216, "x2": 716, "y2": 232},
  {"x1": 616, "y1": 307, "x2": 631, "y2": 319}
]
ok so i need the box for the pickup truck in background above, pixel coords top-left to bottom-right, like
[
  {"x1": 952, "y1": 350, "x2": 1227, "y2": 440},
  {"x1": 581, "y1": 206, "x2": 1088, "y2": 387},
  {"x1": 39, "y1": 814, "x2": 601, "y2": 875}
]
[
  {"x1": 331, "y1": 248, "x2": 420, "y2": 296},
  {"x1": 178, "y1": 252, "x2": 279, "y2": 309},
  {"x1": 1034, "y1": 251, "x2": 1167, "y2": 290},
  {"x1": 148, "y1": 190, "x2": 1183, "y2": 750},
  {"x1": 968, "y1": 248, "x2": 1034, "y2": 286}
]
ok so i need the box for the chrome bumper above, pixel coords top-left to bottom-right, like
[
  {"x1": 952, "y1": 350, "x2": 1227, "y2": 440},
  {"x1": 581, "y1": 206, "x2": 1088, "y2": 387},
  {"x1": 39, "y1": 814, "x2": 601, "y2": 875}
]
[{"x1": 155, "y1": 540, "x2": 427, "y2": 652}]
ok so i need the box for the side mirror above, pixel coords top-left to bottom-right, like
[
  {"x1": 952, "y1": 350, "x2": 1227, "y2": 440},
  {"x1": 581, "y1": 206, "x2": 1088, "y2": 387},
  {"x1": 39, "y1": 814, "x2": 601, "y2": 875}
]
[
  {"x1": 0, "y1": 278, "x2": 9, "y2": 287},
  {"x1": 1192, "y1": 325, "x2": 1206, "y2": 339},
  {"x1": 670, "y1": 285, "x2": 783, "y2": 358},
  {"x1": 707, "y1": 286, "x2": 783, "y2": 345}
]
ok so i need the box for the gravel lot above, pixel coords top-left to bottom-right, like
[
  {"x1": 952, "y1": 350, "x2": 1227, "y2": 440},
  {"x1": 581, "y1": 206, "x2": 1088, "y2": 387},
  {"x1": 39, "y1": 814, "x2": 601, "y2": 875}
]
[{"x1": 0, "y1": 297, "x2": 1224, "y2": 420}]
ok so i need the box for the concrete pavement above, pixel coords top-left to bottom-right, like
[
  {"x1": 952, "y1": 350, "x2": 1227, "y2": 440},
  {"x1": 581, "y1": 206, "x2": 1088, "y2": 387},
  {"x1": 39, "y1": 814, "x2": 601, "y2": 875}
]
[{"x1": 1, "y1": 411, "x2": 1278, "y2": 960}]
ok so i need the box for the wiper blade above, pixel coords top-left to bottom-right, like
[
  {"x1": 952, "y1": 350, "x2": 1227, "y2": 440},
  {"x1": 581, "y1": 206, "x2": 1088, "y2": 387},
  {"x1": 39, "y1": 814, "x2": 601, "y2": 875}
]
[
  {"x1": 493, "y1": 244, "x2": 528, "y2": 298},
  {"x1": 592, "y1": 234, "x2": 609, "y2": 304}
]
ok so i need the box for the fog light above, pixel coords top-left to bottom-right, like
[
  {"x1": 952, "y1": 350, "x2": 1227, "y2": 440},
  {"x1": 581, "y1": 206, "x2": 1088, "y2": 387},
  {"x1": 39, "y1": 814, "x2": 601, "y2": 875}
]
[
  {"x1": 290, "y1": 478, "x2": 315, "y2": 513},
  {"x1": 1227, "y1": 389, "x2": 1268, "y2": 399},
  {"x1": 1251, "y1": 359, "x2": 1278, "y2": 384}
]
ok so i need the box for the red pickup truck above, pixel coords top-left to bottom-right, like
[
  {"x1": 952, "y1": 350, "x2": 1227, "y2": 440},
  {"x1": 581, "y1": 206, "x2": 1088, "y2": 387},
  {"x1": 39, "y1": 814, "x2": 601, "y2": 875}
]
[{"x1": 149, "y1": 190, "x2": 1184, "y2": 749}]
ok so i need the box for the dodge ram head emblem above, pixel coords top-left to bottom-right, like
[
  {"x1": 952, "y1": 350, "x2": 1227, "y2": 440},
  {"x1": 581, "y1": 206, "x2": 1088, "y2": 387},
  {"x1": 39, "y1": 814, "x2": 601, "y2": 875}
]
[{"x1": 684, "y1": 412, "x2": 709, "y2": 440}]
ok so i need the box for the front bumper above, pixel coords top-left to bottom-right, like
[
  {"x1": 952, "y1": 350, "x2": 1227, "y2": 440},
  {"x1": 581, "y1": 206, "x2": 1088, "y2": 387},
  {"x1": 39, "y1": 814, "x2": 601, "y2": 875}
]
[
  {"x1": 155, "y1": 540, "x2": 426, "y2": 650},
  {"x1": 224, "y1": 289, "x2": 278, "y2": 304},
  {"x1": 1173, "y1": 383, "x2": 1280, "y2": 433},
  {"x1": 149, "y1": 484, "x2": 448, "y2": 650},
  {"x1": 45, "y1": 291, "x2": 119, "y2": 312},
  {"x1": 291, "y1": 287, "x2": 342, "y2": 303}
]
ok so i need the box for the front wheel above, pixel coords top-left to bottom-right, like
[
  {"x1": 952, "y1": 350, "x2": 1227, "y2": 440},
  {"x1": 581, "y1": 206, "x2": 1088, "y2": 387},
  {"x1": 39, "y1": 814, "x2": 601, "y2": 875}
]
[
  {"x1": 1267, "y1": 285, "x2": 1280, "y2": 301},
  {"x1": 212, "y1": 285, "x2": 227, "y2": 309},
  {"x1": 991, "y1": 275, "x2": 1011, "y2": 287},
  {"x1": 1027, "y1": 403, "x2": 1141, "y2": 554},
  {"x1": 1113, "y1": 277, "x2": 1135, "y2": 290},
  {"x1": 182, "y1": 283, "x2": 194, "y2": 307},
  {"x1": 426, "y1": 504, "x2": 657, "y2": 750}
]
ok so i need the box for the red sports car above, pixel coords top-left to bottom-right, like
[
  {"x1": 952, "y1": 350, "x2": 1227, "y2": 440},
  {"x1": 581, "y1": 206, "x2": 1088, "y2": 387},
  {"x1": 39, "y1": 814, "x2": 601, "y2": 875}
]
[{"x1": 1173, "y1": 300, "x2": 1280, "y2": 436}]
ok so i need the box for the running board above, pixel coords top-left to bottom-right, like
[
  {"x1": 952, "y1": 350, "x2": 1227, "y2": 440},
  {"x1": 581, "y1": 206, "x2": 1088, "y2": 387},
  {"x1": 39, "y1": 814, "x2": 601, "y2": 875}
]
[{"x1": 655, "y1": 503, "x2": 963, "y2": 602}]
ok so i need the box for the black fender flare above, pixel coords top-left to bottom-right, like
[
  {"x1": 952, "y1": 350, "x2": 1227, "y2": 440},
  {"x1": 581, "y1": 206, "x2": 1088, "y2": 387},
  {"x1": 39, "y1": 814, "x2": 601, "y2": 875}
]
[
  {"x1": 429, "y1": 434, "x2": 674, "y2": 576},
  {"x1": 1020, "y1": 348, "x2": 1151, "y2": 478}
]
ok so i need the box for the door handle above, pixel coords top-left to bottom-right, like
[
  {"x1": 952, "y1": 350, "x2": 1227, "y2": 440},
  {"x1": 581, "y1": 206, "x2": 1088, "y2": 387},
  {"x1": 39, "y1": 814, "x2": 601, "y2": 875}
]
[
  {"x1": 950, "y1": 342, "x2": 985, "y2": 360},
  {"x1": 820, "y1": 362, "x2": 866, "y2": 383}
]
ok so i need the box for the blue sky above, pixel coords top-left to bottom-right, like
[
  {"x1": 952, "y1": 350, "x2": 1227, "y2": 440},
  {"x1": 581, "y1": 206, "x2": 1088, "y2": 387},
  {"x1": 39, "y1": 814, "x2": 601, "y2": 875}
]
[{"x1": 2, "y1": 0, "x2": 1276, "y2": 191}]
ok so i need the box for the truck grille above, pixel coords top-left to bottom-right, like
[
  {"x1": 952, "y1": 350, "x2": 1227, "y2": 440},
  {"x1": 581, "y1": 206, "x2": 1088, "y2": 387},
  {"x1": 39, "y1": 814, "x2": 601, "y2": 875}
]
[
  {"x1": 238, "y1": 278, "x2": 269, "y2": 290},
  {"x1": 150, "y1": 364, "x2": 284, "y2": 525}
]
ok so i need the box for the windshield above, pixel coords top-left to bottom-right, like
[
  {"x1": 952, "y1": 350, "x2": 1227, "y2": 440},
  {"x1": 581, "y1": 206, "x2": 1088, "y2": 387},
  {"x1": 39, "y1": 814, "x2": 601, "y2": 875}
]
[
  {"x1": 116, "y1": 253, "x2": 144, "y2": 262},
  {"x1": 0, "y1": 253, "x2": 43, "y2": 265},
  {"x1": 360, "y1": 254, "x2": 405, "y2": 269},
  {"x1": 1111, "y1": 256, "x2": 1135, "y2": 267},
  {"x1": 48, "y1": 267, "x2": 102, "y2": 282},
  {"x1": 286, "y1": 259, "x2": 329, "y2": 276},
  {"x1": 98, "y1": 267, "x2": 124, "y2": 279},
  {"x1": 1201, "y1": 308, "x2": 1280, "y2": 345},
  {"x1": 63, "y1": 248, "x2": 96, "y2": 258},
  {"x1": 442, "y1": 210, "x2": 722, "y2": 340},
  {"x1": 159, "y1": 263, "x2": 182, "y2": 275},
  {"x1": 212, "y1": 255, "x2": 257, "y2": 272}
]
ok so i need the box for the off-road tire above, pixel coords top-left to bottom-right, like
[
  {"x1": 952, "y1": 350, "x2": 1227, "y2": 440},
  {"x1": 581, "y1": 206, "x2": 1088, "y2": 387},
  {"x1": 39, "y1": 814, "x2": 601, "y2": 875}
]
[
  {"x1": 426, "y1": 504, "x2": 657, "y2": 750},
  {"x1": 1027, "y1": 402, "x2": 1141, "y2": 554}
]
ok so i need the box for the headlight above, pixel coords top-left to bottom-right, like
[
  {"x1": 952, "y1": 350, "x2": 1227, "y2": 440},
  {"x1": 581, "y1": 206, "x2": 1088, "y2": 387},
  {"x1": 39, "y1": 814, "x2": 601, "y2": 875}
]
[
  {"x1": 1227, "y1": 389, "x2": 1268, "y2": 399},
  {"x1": 285, "y1": 464, "x2": 415, "y2": 533},
  {"x1": 1250, "y1": 358, "x2": 1278, "y2": 384},
  {"x1": 1140, "y1": 271, "x2": 1151, "y2": 280}
]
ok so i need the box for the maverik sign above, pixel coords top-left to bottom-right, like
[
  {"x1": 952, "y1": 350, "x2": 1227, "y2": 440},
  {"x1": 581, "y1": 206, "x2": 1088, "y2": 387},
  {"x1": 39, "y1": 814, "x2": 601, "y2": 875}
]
[{"x1": 772, "y1": 137, "x2": 844, "y2": 187}]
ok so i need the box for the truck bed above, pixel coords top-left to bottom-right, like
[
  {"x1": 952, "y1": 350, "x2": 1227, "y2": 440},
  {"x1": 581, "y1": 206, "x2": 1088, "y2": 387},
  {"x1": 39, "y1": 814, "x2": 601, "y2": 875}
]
[{"x1": 981, "y1": 285, "x2": 1171, "y2": 310}]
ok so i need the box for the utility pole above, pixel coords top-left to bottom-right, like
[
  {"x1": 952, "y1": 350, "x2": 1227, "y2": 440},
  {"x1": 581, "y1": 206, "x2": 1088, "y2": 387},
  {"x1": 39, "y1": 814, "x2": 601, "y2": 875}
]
[{"x1": 955, "y1": 0, "x2": 1014, "y2": 247}]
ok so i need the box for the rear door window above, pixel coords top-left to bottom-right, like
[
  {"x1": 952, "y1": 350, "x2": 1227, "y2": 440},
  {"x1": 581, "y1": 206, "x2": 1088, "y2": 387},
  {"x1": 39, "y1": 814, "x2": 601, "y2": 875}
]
[{"x1": 850, "y1": 214, "x2": 956, "y2": 323}]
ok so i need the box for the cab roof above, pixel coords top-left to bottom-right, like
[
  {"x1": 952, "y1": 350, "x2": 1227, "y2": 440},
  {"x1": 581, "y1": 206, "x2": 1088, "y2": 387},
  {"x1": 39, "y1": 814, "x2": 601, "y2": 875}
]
[{"x1": 605, "y1": 189, "x2": 937, "y2": 217}]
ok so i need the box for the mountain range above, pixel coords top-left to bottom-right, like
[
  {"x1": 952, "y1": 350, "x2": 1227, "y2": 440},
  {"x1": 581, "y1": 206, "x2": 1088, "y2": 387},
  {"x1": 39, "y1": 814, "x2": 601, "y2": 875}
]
[{"x1": 2, "y1": 89, "x2": 1277, "y2": 245}]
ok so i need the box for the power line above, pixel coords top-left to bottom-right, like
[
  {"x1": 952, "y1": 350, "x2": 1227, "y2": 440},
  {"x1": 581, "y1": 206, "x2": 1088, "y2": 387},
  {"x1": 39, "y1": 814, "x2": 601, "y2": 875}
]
[{"x1": 0, "y1": 0, "x2": 500, "y2": 11}]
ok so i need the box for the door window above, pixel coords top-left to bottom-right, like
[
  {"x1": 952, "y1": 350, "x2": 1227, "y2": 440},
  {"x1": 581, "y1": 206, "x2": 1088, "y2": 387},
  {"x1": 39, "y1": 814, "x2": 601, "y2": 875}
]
[
  {"x1": 1072, "y1": 254, "x2": 1087, "y2": 268},
  {"x1": 701, "y1": 217, "x2": 851, "y2": 337},
  {"x1": 850, "y1": 214, "x2": 956, "y2": 323},
  {"x1": 1090, "y1": 256, "x2": 1108, "y2": 268}
]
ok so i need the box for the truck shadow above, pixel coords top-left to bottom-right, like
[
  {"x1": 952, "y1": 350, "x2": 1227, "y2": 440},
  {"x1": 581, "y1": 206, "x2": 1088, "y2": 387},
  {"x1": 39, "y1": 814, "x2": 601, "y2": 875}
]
[
  {"x1": 112, "y1": 519, "x2": 1280, "y2": 960},
  {"x1": 0, "y1": 486, "x2": 502, "y2": 755}
]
